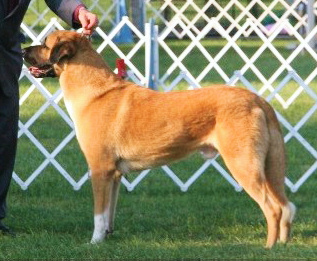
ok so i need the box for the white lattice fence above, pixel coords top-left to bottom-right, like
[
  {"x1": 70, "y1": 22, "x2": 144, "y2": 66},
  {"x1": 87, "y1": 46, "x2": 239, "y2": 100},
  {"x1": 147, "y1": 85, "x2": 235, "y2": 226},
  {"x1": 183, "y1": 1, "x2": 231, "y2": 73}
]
[
  {"x1": 17, "y1": 0, "x2": 317, "y2": 192},
  {"x1": 26, "y1": 0, "x2": 317, "y2": 36},
  {"x1": 146, "y1": 0, "x2": 317, "y2": 37}
]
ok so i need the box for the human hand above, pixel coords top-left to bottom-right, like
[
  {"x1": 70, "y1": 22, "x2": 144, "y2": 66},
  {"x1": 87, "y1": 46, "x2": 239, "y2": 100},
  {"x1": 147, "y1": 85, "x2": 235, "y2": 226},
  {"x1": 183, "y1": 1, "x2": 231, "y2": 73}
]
[{"x1": 78, "y1": 8, "x2": 99, "y2": 35}]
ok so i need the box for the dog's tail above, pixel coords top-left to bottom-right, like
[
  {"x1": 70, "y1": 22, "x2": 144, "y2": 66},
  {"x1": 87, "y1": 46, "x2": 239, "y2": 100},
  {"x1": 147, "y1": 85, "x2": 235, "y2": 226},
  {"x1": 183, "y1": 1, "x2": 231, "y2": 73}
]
[{"x1": 260, "y1": 98, "x2": 296, "y2": 243}]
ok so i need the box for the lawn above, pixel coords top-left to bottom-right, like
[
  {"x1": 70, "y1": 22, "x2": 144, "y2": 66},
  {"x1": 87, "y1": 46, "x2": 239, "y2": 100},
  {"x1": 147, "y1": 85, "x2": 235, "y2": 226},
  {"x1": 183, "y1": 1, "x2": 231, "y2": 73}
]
[
  {"x1": 3, "y1": 170, "x2": 317, "y2": 259},
  {"x1": 3, "y1": 17, "x2": 317, "y2": 259}
]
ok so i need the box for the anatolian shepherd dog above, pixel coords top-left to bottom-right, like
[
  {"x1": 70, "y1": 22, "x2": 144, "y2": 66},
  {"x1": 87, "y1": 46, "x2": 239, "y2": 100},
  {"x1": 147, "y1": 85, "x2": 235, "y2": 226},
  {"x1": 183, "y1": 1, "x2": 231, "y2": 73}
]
[{"x1": 23, "y1": 30, "x2": 295, "y2": 248}]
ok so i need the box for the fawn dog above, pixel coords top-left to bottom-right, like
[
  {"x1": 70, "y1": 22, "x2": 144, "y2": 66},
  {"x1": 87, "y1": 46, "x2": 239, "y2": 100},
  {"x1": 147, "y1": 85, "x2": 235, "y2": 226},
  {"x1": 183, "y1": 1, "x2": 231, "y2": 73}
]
[{"x1": 23, "y1": 30, "x2": 295, "y2": 248}]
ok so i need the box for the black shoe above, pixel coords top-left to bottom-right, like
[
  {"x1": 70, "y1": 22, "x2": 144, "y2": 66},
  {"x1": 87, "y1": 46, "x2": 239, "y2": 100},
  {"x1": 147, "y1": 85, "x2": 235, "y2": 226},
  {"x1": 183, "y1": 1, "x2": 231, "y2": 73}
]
[{"x1": 0, "y1": 222, "x2": 16, "y2": 237}]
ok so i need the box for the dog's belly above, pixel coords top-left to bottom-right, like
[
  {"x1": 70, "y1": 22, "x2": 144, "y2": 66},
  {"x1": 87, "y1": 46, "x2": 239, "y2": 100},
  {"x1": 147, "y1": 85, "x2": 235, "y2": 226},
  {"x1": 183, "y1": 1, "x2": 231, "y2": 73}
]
[
  {"x1": 117, "y1": 157, "x2": 176, "y2": 174},
  {"x1": 116, "y1": 145, "x2": 218, "y2": 174}
]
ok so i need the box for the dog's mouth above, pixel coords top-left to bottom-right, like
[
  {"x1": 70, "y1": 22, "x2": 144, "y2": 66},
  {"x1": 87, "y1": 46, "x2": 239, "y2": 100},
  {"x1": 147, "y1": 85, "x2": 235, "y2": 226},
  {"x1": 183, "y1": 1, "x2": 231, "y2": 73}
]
[{"x1": 28, "y1": 64, "x2": 56, "y2": 78}]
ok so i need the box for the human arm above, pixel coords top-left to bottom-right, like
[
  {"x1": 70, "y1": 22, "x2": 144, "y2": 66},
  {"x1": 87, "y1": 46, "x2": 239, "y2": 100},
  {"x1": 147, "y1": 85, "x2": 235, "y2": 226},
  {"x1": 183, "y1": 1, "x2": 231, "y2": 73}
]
[{"x1": 44, "y1": 0, "x2": 98, "y2": 35}]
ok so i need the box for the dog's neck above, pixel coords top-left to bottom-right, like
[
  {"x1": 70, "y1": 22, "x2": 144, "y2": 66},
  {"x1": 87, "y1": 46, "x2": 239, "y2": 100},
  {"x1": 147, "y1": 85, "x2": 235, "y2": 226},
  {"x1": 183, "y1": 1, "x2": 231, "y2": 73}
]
[{"x1": 58, "y1": 48, "x2": 134, "y2": 105}]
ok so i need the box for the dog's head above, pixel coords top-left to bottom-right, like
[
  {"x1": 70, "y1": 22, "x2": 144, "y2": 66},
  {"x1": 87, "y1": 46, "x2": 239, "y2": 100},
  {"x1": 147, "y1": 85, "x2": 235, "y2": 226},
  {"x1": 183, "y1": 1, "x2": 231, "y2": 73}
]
[{"x1": 23, "y1": 30, "x2": 85, "y2": 78}]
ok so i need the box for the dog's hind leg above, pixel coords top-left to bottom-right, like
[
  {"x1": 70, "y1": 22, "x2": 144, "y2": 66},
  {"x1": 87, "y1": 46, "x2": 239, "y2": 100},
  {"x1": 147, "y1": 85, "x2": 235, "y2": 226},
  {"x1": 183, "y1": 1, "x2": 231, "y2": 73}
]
[
  {"x1": 90, "y1": 163, "x2": 116, "y2": 244},
  {"x1": 264, "y1": 128, "x2": 296, "y2": 244},
  {"x1": 221, "y1": 154, "x2": 281, "y2": 248},
  {"x1": 216, "y1": 109, "x2": 282, "y2": 248},
  {"x1": 106, "y1": 170, "x2": 122, "y2": 234}
]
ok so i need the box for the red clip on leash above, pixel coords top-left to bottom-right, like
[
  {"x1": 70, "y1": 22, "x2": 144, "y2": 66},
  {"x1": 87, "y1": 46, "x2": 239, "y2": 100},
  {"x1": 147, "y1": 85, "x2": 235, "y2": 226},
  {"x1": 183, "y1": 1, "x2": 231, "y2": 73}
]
[{"x1": 116, "y1": 59, "x2": 127, "y2": 79}]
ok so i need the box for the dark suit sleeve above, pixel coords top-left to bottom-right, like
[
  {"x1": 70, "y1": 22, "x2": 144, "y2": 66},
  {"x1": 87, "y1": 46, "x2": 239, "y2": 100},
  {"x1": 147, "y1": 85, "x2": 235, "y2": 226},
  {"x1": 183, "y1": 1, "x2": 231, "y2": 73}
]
[{"x1": 45, "y1": 0, "x2": 84, "y2": 28}]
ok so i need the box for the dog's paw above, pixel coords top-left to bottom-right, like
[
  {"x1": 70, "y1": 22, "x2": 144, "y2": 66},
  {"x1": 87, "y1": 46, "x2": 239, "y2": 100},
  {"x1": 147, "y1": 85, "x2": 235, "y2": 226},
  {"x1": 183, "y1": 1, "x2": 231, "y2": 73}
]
[
  {"x1": 90, "y1": 237, "x2": 104, "y2": 244},
  {"x1": 90, "y1": 231, "x2": 106, "y2": 244}
]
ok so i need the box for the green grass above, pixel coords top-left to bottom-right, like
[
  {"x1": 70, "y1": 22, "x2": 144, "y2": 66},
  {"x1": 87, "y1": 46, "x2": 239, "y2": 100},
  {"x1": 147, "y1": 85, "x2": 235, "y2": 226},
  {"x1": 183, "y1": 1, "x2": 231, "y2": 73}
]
[
  {"x1": 5, "y1": 34, "x2": 317, "y2": 258},
  {"x1": 3, "y1": 167, "x2": 317, "y2": 259}
]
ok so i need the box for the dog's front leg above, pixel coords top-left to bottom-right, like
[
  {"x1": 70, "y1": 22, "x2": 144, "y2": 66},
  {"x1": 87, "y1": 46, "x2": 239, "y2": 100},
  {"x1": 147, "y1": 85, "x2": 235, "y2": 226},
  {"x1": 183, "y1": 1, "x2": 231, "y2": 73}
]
[
  {"x1": 90, "y1": 168, "x2": 115, "y2": 244},
  {"x1": 106, "y1": 170, "x2": 122, "y2": 234}
]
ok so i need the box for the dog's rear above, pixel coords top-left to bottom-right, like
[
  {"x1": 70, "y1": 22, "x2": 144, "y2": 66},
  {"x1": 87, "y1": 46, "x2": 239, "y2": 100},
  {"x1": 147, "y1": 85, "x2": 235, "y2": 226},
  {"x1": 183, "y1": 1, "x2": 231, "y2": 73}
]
[
  {"x1": 231, "y1": 96, "x2": 295, "y2": 248},
  {"x1": 207, "y1": 91, "x2": 295, "y2": 248}
]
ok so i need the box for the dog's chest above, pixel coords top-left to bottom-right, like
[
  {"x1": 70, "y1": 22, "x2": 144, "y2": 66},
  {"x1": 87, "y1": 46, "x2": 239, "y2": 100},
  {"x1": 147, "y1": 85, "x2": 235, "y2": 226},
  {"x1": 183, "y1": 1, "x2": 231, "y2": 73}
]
[{"x1": 64, "y1": 99, "x2": 78, "y2": 132}]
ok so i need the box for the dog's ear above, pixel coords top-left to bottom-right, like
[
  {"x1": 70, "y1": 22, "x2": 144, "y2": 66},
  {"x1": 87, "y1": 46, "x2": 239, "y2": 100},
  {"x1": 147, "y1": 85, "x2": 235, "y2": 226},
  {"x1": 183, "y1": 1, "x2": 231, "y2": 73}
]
[{"x1": 49, "y1": 41, "x2": 76, "y2": 64}]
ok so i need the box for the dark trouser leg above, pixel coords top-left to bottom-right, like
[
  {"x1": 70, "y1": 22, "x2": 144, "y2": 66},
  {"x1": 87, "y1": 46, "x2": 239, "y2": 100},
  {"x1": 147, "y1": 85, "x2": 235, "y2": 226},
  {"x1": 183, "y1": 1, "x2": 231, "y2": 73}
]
[{"x1": 0, "y1": 90, "x2": 19, "y2": 220}]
